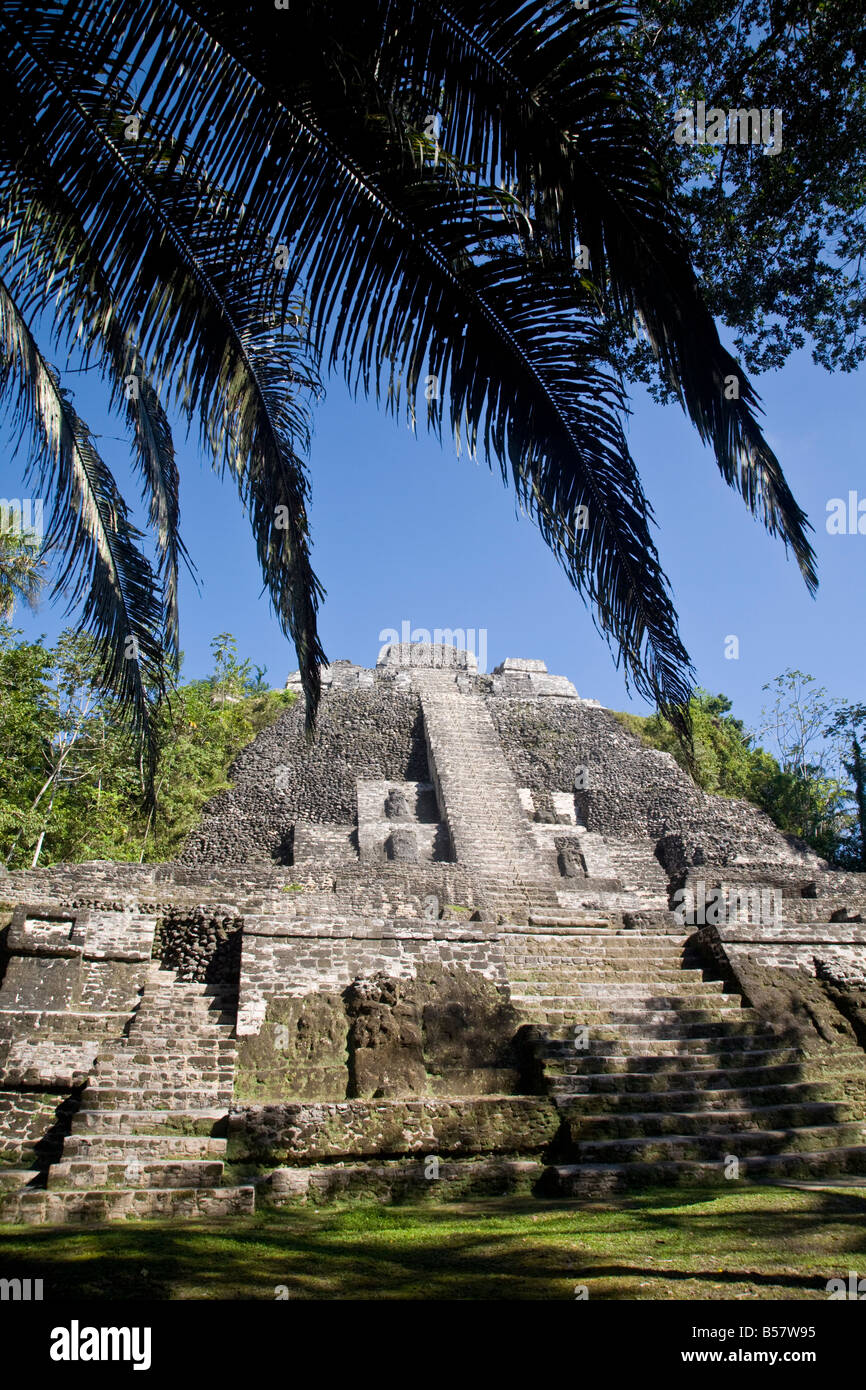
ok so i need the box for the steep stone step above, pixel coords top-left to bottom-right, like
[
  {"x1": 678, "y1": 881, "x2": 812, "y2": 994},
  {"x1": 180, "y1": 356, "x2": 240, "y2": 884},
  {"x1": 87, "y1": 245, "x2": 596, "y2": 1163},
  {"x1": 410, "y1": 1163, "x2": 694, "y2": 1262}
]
[
  {"x1": 542, "y1": 1015, "x2": 777, "y2": 1037},
  {"x1": 97, "y1": 1047, "x2": 237, "y2": 1064},
  {"x1": 546, "y1": 1044, "x2": 854, "y2": 1072},
  {"x1": 129, "y1": 1027, "x2": 236, "y2": 1041},
  {"x1": 0, "y1": 1167, "x2": 41, "y2": 1191},
  {"x1": 70, "y1": 1108, "x2": 227, "y2": 1135},
  {"x1": 544, "y1": 1147, "x2": 866, "y2": 1196},
  {"x1": 40, "y1": 955, "x2": 243, "y2": 1221},
  {"x1": 521, "y1": 1013, "x2": 758, "y2": 1033},
  {"x1": 508, "y1": 968, "x2": 708, "y2": 983},
  {"x1": 546, "y1": 1056, "x2": 863, "y2": 1090},
  {"x1": 50, "y1": 1158, "x2": 225, "y2": 1189},
  {"x1": 570, "y1": 1122, "x2": 866, "y2": 1163},
  {"x1": 603, "y1": 839, "x2": 670, "y2": 899},
  {"x1": 546, "y1": 1041, "x2": 836, "y2": 1069},
  {"x1": 512, "y1": 994, "x2": 743, "y2": 1015},
  {"x1": 93, "y1": 1073, "x2": 234, "y2": 1090},
  {"x1": 561, "y1": 1100, "x2": 855, "y2": 1138},
  {"x1": 78, "y1": 1087, "x2": 233, "y2": 1110},
  {"x1": 417, "y1": 681, "x2": 550, "y2": 887},
  {"x1": 141, "y1": 985, "x2": 233, "y2": 1001},
  {"x1": 531, "y1": 1022, "x2": 779, "y2": 1045},
  {"x1": 129, "y1": 1010, "x2": 238, "y2": 1031},
  {"x1": 96, "y1": 1060, "x2": 235, "y2": 1076},
  {"x1": 63, "y1": 1133, "x2": 227, "y2": 1159},
  {"x1": 511, "y1": 977, "x2": 729, "y2": 994},
  {"x1": 554, "y1": 1078, "x2": 863, "y2": 1113},
  {"x1": 96, "y1": 1051, "x2": 235, "y2": 1068},
  {"x1": 0, "y1": 1185, "x2": 254, "y2": 1224},
  {"x1": 504, "y1": 922, "x2": 629, "y2": 933},
  {"x1": 504, "y1": 943, "x2": 696, "y2": 958}
]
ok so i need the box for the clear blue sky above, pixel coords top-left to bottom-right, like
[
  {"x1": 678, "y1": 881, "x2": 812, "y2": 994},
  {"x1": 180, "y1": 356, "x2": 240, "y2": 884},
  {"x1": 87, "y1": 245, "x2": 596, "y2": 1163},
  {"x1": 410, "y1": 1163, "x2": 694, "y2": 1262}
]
[{"x1": 2, "y1": 339, "x2": 863, "y2": 736}]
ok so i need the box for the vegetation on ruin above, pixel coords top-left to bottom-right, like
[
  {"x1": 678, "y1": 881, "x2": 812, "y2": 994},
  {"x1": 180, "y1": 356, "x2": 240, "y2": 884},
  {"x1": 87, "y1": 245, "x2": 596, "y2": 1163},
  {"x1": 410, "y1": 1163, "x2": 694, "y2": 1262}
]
[
  {"x1": 0, "y1": 626, "x2": 293, "y2": 868},
  {"x1": 0, "y1": 603, "x2": 861, "y2": 869},
  {"x1": 615, "y1": 681, "x2": 866, "y2": 868},
  {"x1": 615, "y1": 0, "x2": 866, "y2": 389},
  {"x1": 1, "y1": 1186, "x2": 864, "y2": 1300}
]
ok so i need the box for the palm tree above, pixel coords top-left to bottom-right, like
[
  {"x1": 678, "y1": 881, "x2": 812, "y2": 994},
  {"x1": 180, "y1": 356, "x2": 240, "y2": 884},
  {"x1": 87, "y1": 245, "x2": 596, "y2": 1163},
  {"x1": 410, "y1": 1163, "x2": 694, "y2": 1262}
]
[
  {"x1": 0, "y1": 527, "x2": 45, "y2": 617},
  {"x1": 0, "y1": 0, "x2": 817, "y2": 775}
]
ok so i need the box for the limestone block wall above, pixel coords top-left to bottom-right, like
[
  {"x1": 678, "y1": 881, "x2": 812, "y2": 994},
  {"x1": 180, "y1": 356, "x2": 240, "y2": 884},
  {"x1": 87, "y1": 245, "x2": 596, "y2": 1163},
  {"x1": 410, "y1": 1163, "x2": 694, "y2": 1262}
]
[
  {"x1": 0, "y1": 1090, "x2": 75, "y2": 1165},
  {"x1": 355, "y1": 779, "x2": 450, "y2": 865},
  {"x1": 698, "y1": 921, "x2": 866, "y2": 977},
  {"x1": 487, "y1": 696, "x2": 825, "y2": 874},
  {"x1": 2, "y1": 906, "x2": 154, "y2": 1010},
  {"x1": 181, "y1": 684, "x2": 431, "y2": 864},
  {"x1": 233, "y1": 919, "x2": 526, "y2": 1104},
  {"x1": 293, "y1": 822, "x2": 358, "y2": 867},
  {"x1": 269, "y1": 864, "x2": 477, "y2": 920},
  {"x1": 694, "y1": 919, "x2": 866, "y2": 1067},
  {"x1": 236, "y1": 918, "x2": 510, "y2": 1034},
  {"x1": 0, "y1": 906, "x2": 155, "y2": 1090},
  {"x1": 228, "y1": 1097, "x2": 559, "y2": 1164},
  {"x1": 152, "y1": 907, "x2": 243, "y2": 985}
]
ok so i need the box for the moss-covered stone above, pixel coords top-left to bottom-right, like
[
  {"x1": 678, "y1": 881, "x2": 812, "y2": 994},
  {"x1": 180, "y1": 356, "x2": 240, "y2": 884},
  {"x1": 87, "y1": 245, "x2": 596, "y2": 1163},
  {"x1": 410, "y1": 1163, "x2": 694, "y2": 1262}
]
[
  {"x1": 235, "y1": 965, "x2": 527, "y2": 1105},
  {"x1": 344, "y1": 972, "x2": 427, "y2": 1099},
  {"x1": 417, "y1": 964, "x2": 521, "y2": 1082},
  {"x1": 727, "y1": 957, "x2": 856, "y2": 1050},
  {"x1": 260, "y1": 1156, "x2": 544, "y2": 1205},
  {"x1": 227, "y1": 1096, "x2": 560, "y2": 1164},
  {"x1": 235, "y1": 992, "x2": 348, "y2": 1102}
]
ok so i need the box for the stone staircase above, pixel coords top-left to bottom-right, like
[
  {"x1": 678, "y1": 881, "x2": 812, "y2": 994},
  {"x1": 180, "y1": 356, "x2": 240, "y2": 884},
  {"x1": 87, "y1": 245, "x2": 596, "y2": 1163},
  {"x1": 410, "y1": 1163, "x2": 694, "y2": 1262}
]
[
  {"x1": 7, "y1": 965, "x2": 253, "y2": 1223},
  {"x1": 504, "y1": 924, "x2": 866, "y2": 1195},
  {"x1": 602, "y1": 839, "x2": 671, "y2": 910},
  {"x1": 415, "y1": 673, "x2": 564, "y2": 920}
]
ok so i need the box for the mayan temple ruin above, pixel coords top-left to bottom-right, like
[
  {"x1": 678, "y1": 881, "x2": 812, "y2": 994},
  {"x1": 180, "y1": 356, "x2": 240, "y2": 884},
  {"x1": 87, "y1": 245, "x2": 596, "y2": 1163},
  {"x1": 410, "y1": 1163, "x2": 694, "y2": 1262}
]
[{"x1": 1, "y1": 641, "x2": 866, "y2": 1224}]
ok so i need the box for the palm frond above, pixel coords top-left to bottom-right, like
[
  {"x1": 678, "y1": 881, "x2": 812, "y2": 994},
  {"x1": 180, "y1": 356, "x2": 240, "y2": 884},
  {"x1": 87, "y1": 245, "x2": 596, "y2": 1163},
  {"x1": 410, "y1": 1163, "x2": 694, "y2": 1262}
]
[
  {"x1": 1, "y1": 10, "x2": 326, "y2": 722},
  {"x1": 42, "y1": 0, "x2": 693, "y2": 712},
  {"x1": 0, "y1": 0, "x2": 817, "y2": 736},
  {"x1": 357, "y1": 0, "x2": 817, "y2": 584},
  {"x1": 0, "y1": 272, "x2": 164, "y2": 778},
  {"x1": 0, "y1": 70, "x2": 192, "y2": 658},
  {"x1": 0, "y1": 529, "x2": 45, "y2": 617}
]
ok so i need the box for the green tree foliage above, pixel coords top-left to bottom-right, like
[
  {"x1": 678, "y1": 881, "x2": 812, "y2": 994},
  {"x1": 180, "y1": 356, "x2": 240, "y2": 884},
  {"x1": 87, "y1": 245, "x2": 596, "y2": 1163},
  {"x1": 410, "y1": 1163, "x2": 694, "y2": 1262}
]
[
  {"x1": 615, "y1": 689, "x2": 778, "y2": 798},
  {"x1": 618, "y1": 0, "x2": 866, "y2": 390},
  {"x1": 825, "y1": 703, "x2": 866, "y2": 869},
  {"x1": 0, "y1": 526, "x2": 46, "y2": 618},
  {"x1": 617, "y1": 675, "x2": 861, "y2": 866},
  {"x1": 845, "y1": 737, "x2": 866, "y2": 870},
  {"x1": 755, "y1": 671, "x2": 853, "y2": 860},
  {"x1": 0, "y1": 625, "x2": 293, "y2": 868}
]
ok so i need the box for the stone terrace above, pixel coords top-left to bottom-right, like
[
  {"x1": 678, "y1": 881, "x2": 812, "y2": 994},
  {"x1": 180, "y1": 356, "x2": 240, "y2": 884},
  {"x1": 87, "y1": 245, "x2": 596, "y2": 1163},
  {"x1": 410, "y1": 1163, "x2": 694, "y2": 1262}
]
[{"x1": 1, "y1": 643, "x2": 865, "y2": 1220}]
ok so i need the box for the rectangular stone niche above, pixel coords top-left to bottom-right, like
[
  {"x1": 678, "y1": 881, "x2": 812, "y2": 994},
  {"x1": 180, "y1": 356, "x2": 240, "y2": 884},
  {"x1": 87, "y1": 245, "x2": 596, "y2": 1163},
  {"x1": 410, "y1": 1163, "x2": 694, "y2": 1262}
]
[{"x1": 356, "y1": 779, "x2": 451, "y2": 864}]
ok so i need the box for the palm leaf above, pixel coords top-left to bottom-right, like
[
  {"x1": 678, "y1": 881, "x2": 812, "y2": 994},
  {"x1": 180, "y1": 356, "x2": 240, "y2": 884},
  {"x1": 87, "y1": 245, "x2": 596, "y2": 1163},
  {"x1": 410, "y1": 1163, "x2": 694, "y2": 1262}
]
[
  {"x1": 0, "y1": 273, "x2": 164, "y2": 778},
  {"x1": 0, "y1": 74, "x2": 191, "y2": 658},
  {"x1": 1, "y1": 10, "x2": 326, "y2": 723},
  {"x1": 45, "y1": 0, "x2": 693, "y2": 712},
  {"x1": 0, "y1": 0, "x2": 818, "y2": 733},
  {"x1": 352, "y1": 0, "x2": 817, "y2": 584}
]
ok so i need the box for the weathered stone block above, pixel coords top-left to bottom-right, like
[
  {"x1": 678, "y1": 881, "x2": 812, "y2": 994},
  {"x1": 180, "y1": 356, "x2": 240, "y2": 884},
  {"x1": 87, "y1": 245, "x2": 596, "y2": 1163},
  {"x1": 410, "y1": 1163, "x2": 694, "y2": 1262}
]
[{"x1": 235, "y1": 992, "x2": 348, "y2": 1102}]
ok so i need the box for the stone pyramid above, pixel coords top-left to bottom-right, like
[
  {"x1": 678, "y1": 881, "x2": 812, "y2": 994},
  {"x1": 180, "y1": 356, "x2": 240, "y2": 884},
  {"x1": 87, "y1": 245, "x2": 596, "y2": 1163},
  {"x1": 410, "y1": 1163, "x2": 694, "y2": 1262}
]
[{"x1": 2, "y1": 642, "x2": 865, "y2": 1220}]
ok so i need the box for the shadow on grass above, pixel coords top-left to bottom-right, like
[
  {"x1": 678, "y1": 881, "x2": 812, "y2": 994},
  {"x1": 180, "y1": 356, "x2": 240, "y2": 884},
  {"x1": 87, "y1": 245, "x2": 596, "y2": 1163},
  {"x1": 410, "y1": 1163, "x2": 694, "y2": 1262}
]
[{"x1": 0, "y1": 1186, "x2": 864, "y2": 1301}]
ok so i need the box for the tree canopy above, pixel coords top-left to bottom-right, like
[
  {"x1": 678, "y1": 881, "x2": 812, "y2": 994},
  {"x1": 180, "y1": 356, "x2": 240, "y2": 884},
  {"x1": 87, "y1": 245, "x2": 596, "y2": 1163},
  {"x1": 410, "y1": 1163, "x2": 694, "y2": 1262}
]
[
  {"x1": 0, "y1": 625, "x2": 293, "y2": 868},
  {"x1": 618, "y1": 675, "x2": 865, "y2": 867},
  {"x1": 618, "y1": 0, "x2": 866, "y2": 392}
]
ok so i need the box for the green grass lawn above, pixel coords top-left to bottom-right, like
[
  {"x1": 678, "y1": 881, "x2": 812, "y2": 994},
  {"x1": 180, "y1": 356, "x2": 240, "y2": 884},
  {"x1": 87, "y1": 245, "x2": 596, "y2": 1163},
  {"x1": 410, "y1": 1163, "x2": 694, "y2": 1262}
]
[{"x1": 2, "y1": 1185, "x2": 865, "y2": 1300}]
